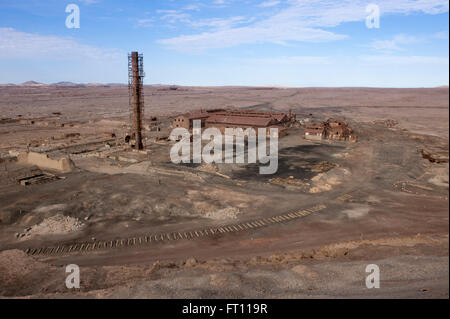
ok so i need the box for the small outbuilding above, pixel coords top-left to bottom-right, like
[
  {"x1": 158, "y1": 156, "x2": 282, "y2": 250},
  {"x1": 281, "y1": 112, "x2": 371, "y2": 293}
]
[{"x1": 304, "y1": 125, "x2": 325, "y2": 141}]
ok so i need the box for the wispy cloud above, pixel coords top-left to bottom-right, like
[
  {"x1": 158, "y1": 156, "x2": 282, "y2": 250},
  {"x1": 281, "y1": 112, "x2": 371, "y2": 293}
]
[
  {"x1": 258, "y1": 1, "x2": 280, "y2": 8},
  {"x1": 360, "y1": 55, "x2": 449, "y2": 65},
  {"x1": 247, "y1": 56, "x2": 331, "y2": 64},
  {"x1": 79, "y1": 0, "x2": 100, "y2": 5},
  {"x1": 370, "y1": 34, "x2": 420, "y2": 52},
  {"x1": 157, "y1": 10, "x2": 191, "y2": 24},
  {"x1": 433, "y1": 30, "x2": 449, "y2": 40},
  {"x1": 213, "y1": 0, "x2": 230, "y2": 6},
  {"x1": 0, "y1": 27, "x2": 122, "y2": 60},
  {"x1": 184, "y1": 4, "x2": 201, "y2": 11},
  {"x1": 134, "y1": 18, "x2": 154, "y2": 27},
  {"x1": 370, "y1": 31, "x2": 449, "y2": 52},
  {"x1": 155, "y1": 9, "x2": 253, "y2": 30},
  {"x1": 190, "y1": 16, "x2": 254, "y2": 30},
  {"x1": 158, "y1": 27, "x2": 345, "y2": 51},
  {"x1": 158, "y1": 0, "x2": 449, "y2": 51}
]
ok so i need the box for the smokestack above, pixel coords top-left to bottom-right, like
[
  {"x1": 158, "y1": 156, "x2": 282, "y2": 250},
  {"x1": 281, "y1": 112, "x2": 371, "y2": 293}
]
[{"x1": 128, "y1": 51, "x2": 144, "y2": 150}]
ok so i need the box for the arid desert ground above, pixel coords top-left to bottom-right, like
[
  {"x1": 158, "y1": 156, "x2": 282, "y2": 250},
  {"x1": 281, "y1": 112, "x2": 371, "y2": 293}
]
[{"x1": 0, "y1": 84, "x2": 448, "y2": 298}]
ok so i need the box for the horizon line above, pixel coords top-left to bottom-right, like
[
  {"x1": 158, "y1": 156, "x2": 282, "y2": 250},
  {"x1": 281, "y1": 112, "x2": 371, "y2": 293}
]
[{"x1": 1, "y1": 81, "x2": 449, "y2": 89}]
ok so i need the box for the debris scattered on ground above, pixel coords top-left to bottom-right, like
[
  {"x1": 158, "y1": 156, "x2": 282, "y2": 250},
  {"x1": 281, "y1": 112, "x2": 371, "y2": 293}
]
[
  {"x1": 309, "y1": 168, "x2": 349, "y2": 193},
  {"x1": 197, "y1": 163, "x2": 230, "y2": 179},
  {"x1": 332, "y1": 152, "x2": 349, "y2": 159},
  {"x1": 17, "y1": 214, "x2": 84, "y2": 240},
  {"x1": 204, "y1": 207, "x2": 242, "y2": 220},
  {"x1": 185, "y1": 257, "x2": 198, "y2": 267},
  {"x1": 197, "y1": 163, "x2": 218, "y2": 174},
  {"x1": 420, "y1": 149, "x2": 449, "y2": 164},
  {"x1": 269, "y1": 176, "x2": 307, "y2": 188},
  {"x1": 311, "y1": 161, "x2": 338, "y2": 173},
  {"x1": 373, "y1": 119, "x2": 399, "y2": 128}
]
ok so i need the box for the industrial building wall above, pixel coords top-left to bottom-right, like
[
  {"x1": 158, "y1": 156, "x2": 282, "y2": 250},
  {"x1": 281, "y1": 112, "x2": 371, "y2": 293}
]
[{"x1": 305, "y1": 133, "x2": 324, "y2": 141}]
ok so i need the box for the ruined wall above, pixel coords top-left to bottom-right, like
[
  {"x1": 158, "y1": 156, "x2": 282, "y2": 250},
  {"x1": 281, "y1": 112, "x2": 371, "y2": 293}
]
[
  {"x1": 173, "y1": 116, "x2": 191, "y2": 129},
  {"x1": 17, "y1": 152, "x2": 74, "y2": 173},
  {"x1": 304, "y1": 132, "x2": 324, "y2": 141}
]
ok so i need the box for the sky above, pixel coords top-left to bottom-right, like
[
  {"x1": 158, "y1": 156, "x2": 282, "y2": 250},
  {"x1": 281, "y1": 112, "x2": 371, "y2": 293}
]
[{"x1": 0, "y1": 0, "x2": 448, "y2": 87}]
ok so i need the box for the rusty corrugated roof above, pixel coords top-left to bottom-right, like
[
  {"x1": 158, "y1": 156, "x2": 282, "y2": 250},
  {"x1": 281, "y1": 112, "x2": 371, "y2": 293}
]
[
  {"x1": 213, "y1": 110, "x2": 285, "y2": 119},
  {"x1": 188, "y1": 113, "x2": 210, "y2": 119},
  {"x1": 175, "y1": 112, "x2": 210, "y2": 120},
  {"x1": 206, "y1": 114, "x2": 276, "y2": 127},
  {"x1": 176, "y1": 109, "x2": 293, "y2": 127},
  {"x1": 272, "y1": 114, "x2": 288, "y2": 121},
  {"x1": 305, "y1": 125, "x2": 325, "y2": 134}
]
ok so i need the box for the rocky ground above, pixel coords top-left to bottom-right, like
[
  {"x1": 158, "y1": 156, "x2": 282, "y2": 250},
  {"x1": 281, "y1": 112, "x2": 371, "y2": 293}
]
[{"x1": 0, "y1": 85, "x2": 448, "y2": 298}]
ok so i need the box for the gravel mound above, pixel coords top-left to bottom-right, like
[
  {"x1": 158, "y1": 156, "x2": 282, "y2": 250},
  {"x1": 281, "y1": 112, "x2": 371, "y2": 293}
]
[
  {"x1": 204, "y1": 207, "x2": 242, "y2": 220},
  {"x1": 18, "y1": 214, "x2": 84, "y2": 240}
]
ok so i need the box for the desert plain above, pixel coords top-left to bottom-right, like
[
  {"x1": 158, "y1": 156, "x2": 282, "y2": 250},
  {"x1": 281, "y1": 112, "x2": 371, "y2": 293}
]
[{"x1": 0, "y1": 83, "x2": 448, "y2": 298}]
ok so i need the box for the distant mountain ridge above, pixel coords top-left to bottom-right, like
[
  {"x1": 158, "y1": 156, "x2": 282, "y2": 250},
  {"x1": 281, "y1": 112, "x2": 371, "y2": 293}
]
[
  {"x1": 20, "y1": 81, "x2": 47, "y2": 86},
  {"x1": 52, "y1": 81, "x2": 79, "y2": 86},
  {"x1": 2, "y1": 81, "x2": 129, "y2": 87},
  {"x1": 0, "y1": 81, "x2": 448, "y2": 88}
]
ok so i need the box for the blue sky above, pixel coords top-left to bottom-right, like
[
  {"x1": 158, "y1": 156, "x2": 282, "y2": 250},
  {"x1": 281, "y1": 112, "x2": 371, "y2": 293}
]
[{"x1": 0, "y1": 0, "x2": 448, "y2": 87}]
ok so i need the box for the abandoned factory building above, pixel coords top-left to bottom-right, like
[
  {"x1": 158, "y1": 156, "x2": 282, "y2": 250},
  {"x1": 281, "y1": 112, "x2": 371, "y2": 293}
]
[
  {"x1": 173, "y1": 109, "x2": 296, "y2": 137},
  {"x1": 305, "y1": 119, "x2": 356, "y2": 142}
]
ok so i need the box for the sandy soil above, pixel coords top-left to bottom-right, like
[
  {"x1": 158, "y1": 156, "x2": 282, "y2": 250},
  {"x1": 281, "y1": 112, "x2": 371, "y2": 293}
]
[{"x1": 0, "y1": 85, "x2": 448, "y2": 298}]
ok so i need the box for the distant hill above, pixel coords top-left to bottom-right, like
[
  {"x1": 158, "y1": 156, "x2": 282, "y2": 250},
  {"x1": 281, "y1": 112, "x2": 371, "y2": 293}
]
[
  {"x1": 105, "y1": 83, "x2": 127, "y2": 86},
  {"x1": 86, "y1": 83, "x2": 108, "y2": 87},
  {"x1": 52, "y1": 81, "x2": 82, "y2": 86},
  {"x1": 0, "y1": 81, "x2": 127, "y2": 87},
  {"x1": 2, "y1": 82, "x2": 448, "y2": 89},
  {"x1": 20, "y1": 81, "x2": 47, "y2": 86}
]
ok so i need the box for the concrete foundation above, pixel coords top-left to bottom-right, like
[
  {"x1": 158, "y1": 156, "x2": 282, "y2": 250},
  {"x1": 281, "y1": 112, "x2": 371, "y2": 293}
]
[{"x1": 17, "y1": 152, "x2": 74, "y2": 173}]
